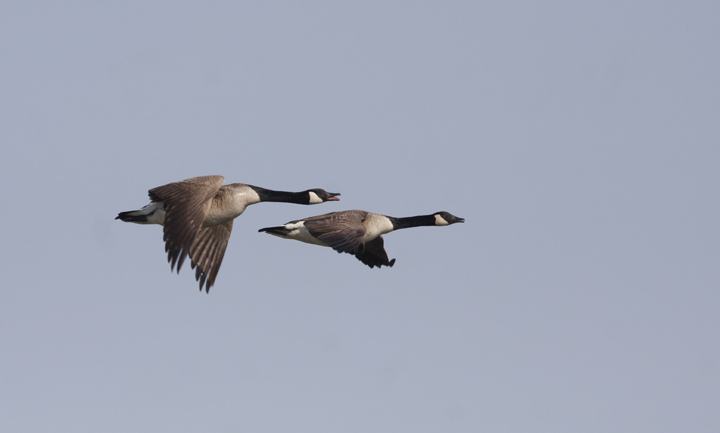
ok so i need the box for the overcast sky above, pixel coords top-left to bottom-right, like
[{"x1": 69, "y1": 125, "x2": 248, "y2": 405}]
[{"x1": 1, "y1": 1, "x2": 719, "y2": 432}]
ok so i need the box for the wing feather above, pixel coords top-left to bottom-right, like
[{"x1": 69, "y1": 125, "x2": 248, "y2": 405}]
[
  {"x1": 302, "y1": 211, "x2": 368, "y2": 254},
  {"x1": 148, "y1": 176, "x2": 225, "y2": 273},
  {"x1": 189, "y1": 220, "x2": 233, "y2": 292},
  {"x1": 353, "y1": 236, "x2": 396, "y2": 268}
]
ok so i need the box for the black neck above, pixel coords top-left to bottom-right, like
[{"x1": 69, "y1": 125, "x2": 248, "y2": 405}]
[
  {"x1": 389, "y1": 214, "x2": 437, "y2": 230},
  {"x1": 251, "y1": 186, "x2": 308, "y2": 204}
]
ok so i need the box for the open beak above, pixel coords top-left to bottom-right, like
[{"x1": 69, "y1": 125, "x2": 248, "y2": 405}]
[
  {"x1": 452, "y1": 216, "x2": 465, "y2": 224},
  {"x1": 327, "y1": 192, "x2": 341, "y2": 201}
]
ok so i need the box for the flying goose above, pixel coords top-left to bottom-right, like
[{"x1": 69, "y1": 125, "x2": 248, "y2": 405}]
[
  {"x1": 259, "y1": 210, "x2": 464, "y2": 268},
  {"x1": 116, "y1": 175, "x2": 340, "y2": 292}
]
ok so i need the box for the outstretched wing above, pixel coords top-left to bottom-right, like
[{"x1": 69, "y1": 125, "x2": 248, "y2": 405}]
[
  {"x1": 148, "y1": 175, "x2": 225, "y2": 273},
  {"x1": 353, "y1": 236, "x2": 396, "y2": 268},
  {"x1": 189, "y1": 220, "x2": 233, "y2": 292},
  {"x1": 302, "y1": 210, "x2": 368, "y2": 254}
]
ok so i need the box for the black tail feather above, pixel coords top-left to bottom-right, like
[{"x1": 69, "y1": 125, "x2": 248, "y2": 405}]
[
  {"x1": 258, "y1": 226, "x2": 291, "y2": 236},
  {"x1": 115, "y1": 210, "x2": 147, "y2": 223}
]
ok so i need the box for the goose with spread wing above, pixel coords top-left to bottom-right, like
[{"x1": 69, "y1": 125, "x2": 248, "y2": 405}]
[{"x1": 116, "y1": 175, "x2": 339, "y2": 292}]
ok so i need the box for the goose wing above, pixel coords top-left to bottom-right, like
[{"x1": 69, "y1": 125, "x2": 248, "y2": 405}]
[
  {"x1": 189, "y1": 220, "x2": 233, "y2": 292},
  {"x1": 148, "y1": 175, "x2": 225, "y2": 273},
  {"x1": 353, "y1": 236, "x2": 396, "y2": 268},
  {"x1": 303, "y1": 210, "x2": 368, "y2": 254}
]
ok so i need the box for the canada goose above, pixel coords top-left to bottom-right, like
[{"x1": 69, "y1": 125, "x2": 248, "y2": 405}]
[
  {"x1": 259, "y1": 210, "x2": 464, "y2": 268},
  {"x1": 116, "y1": 175, "x2": 340, "y2": 292}
]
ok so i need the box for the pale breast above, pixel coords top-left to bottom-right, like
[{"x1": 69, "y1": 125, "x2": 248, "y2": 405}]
[
  {"x1": 203, "y1": 184, "x2": 261, "y2": 227},
  {"x1": 362, "y1": 213, "x2": 394, "y2": 241}
]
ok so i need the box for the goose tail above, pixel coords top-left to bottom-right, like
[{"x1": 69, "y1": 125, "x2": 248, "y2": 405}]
[
  {"x1": 116, "y1": 210, "x2": 149, "y2": 223},
  {"x1": 258, "y1": 226, "x2": 292, "y2": 237},
  {"x1": 115, "y1": 202, "x2": 165, "y2": 225}
]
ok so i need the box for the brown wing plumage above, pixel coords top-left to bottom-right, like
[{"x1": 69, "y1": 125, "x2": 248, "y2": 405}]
[
  {"x1": 148, "y1": 175, "x2": 225, "y2": 273},
  {"x1": 303, "y1": 210, "x2": 368, "y2": 254},
  {"x1": 189, "y1": 220, "x2": 233, "y2": 292},
  {"x1": 353, "y1": 236, "x2": 396, "y2": 268}
]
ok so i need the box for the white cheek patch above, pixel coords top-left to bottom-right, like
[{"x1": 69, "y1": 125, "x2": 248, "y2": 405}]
[
  {"x1": 434, "y1": 214, "x2": 449, "y2": 226},
  {"x1": 308, "y1": 191, "x2": 323, "y2": 204}
]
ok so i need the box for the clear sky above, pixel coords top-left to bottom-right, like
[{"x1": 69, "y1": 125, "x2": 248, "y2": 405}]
[{"x1": 1, "y1": 1, "x2": 719, "y2": 432}]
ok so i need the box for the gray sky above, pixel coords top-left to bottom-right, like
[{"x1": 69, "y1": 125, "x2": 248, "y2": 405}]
[{"x1": 1, "y1": 1, "x2": 719, "y2": 432}]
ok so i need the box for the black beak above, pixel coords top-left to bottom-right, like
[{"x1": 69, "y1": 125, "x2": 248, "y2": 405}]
[
  {"x1": 452, "y1": 216, "x2": 465, "y2": 224},
  {"x1": 327, "y1": 192, "x2": 341, "y2": 201}
]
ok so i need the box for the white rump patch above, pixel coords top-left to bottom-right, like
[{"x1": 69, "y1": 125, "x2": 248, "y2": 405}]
[
  {"x1": 134, "y1": 202, "x2": 166, "y2": 225},
  {"x1": 284, "y1": 221, "x2": 327, "y2": 246}
]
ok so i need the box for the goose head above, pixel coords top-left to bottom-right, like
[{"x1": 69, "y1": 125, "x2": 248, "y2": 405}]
[
  {"x1": 307, "y1": 189, "x2": 341, "y2": 204},
  {"x1": 433, "y1": 211, "x2": 465, "y2": 226}
]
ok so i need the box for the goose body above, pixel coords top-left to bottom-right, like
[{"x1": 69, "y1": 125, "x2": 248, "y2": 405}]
[
  {"x1": 259, "y1": 210, "x2": 464, "y2": 268},
  {"x1": 116, "y1": 175, "x2": 339, "y2": 291}
]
